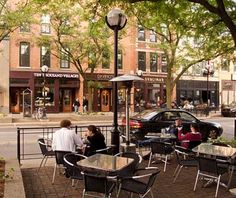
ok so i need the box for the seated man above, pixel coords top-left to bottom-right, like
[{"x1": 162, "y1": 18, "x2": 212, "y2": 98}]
[
  {"x1": 167, "y1": 118, "x2": 186, "y2": 144},
  {"x1": 52, "y1": 119, "x2": 84, "y2": 152}
]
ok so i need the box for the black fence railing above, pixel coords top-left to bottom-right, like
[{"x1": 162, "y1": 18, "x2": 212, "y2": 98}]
[{"x1": 17, "y1": 125, "x2": 113, "y2": 164}]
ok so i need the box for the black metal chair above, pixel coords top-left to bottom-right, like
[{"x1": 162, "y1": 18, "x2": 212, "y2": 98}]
[
  {"x1": 81, "y1": 171, "x2": 117, "y2": 198},
  {"x1": 37, "y1": 138, "x2": 54, "y2": 172},
  {"x1": 115, "y1": 152, "x2": 142, "y2": 177},
  {"x1": 117, "y1": 167, "x2": 160, "y2": 198},
  {"x1": 63, "y1": 153, "x2": 87, "y2": 197},
  {"x1": 148, "y1": 141, "x2": 174, "y2": 172},
  {"x1": 52, "y1": 150, "x2": 71, "y2": 184},
  {"x1": 193, "y1": 156, "x2": 228, "y2": 197},
  {"x1": 173, "y1": 146, "x2": 198, "y2": 183}
]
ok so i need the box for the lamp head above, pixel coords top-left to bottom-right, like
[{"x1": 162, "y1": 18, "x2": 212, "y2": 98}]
[
  {"x1": 41, "y1": 65, "x2": 49, "y2": 73},
  {"x1": 105, "y1": 8, "x2": 127, "y2": 30}
]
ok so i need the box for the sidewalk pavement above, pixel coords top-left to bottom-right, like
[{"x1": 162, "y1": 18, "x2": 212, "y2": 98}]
[{"x1": 21, "y1": 154, "x2": 236, "y2": 198}]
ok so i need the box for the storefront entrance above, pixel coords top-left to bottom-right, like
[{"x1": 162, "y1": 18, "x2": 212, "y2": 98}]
[
  {"x1": 60, "y1": 89, "x2": 73, "y2": 112},
  {"x1": 101, "y1": 89, "x2": 110, "y2": 112}
]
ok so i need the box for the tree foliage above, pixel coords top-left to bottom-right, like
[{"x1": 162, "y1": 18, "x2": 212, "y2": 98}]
[
  {"x1": 0, "y1": 0, "x2": 34, "y2": 42},
  {"x1": 110, "y1": 0, "x2": 234, "y2": 107}
]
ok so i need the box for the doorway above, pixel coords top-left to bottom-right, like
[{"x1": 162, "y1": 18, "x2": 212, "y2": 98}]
[
  {"x1": 60, "y1": 89, "x2": 73, "y2": 112},
  {"x1": 101, "y1": 90, "x2": 110, "y2": 112}
]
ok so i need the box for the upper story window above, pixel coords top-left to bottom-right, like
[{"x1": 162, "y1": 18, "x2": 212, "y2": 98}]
[
  {"x1": 138, "y1": 51, "x2": 146, "y2": 71},
  {"x1": 40, "y1": 46, "x2": 50, "y2": 67},
  {"x1": 161, "y1": 54, "x2": 167, "y2": 73},
  {"x1": 60, "y1": 48, "x2": 70, "y2": 68},
  {"x1": 138, "y1": 26, "x2": 145, "y2": 41},
  {"x1": 150, "y1": 52, "x2": 157, "y2": 72},
  {"x1": 19, "y1": 42, "x2": 30, "y2": 67},
  {"x1": 41, "y1": 14, "x2": 51, "y2": 34},
  {"x1": 149, "y1": 30, "x2": 157, "y2": 42},
  {"x1": 118, "y1": 49, "x2": 123, "y2": 69},
  {"x1": 20, "y1": 23, "x2": 30, "y2": 33},
  {"x1": 221, "y1": 58, "x2": 230, "y2": 72},
  {"x1": 102, "y1": 50, "x2": 110, "y2": 69},
  {"x1": 88, "y1": 51, "x2": 96, "y2": 69}
]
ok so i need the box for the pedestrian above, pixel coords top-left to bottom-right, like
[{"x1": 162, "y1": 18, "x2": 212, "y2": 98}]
[
  {"x1": 83, "y1": 125, "x2": 107, "y2": 156},
  {"x1": 52, "y1": 119, "x2": 84, "y2": 152},
  {"x1": 82, "y1": 96, "x2": 88, "y2": 113},
  {"x1": 73, "y1": 98, "x2": 80, "y2": 113}
]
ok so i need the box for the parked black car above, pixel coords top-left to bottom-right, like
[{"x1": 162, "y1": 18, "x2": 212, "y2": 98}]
[
  {"x1": 221, "y1": 103, "x2": 236, "y2": 117},
  {"x1": 120, "y1": 109, "x2": 223, "y2": 142}
]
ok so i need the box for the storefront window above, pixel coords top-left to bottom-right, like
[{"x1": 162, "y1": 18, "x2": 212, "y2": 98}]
[{"x1": 35, "y1": 87, "x2": 54, "y2": 107}]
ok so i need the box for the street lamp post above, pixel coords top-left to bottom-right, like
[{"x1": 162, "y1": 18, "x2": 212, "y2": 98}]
[
  {"x1": 105, "y1": 9, "x2": 127, "y2": 154},
  {"x1": 203, "y1": 64, "x2": 214, "y2": 116},
  {"x1": 41, "y1": 65, "x2": 49, "y2": 119}
]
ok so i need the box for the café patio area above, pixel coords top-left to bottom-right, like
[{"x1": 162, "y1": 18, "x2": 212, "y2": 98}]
[{"x1": 21, "y1": 153, "x2": 236, "y2": 198}]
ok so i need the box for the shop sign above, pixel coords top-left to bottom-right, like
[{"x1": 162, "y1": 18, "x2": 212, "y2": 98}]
[
  {"x1": 85, "y1": 73, "x2": 114, "y2": 81},
  {"x1": 144, "y1": 76, "x2": 165, "y2": 83},
  {"x1": 34, "y1": 73, "x2": 79, "y2": 79}
]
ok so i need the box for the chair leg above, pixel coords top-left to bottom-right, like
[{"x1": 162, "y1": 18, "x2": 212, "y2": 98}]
[
  {"x1": 148, "y1": 153, "x2": 153, "y2": 167},
  {"x1": 173, "y1": 165, "x2": 180, "y2": 177},
  {"x1": 43, "y1": 156, "x2": 48, "y2": 167},
  {"x1": 173, "y1": 165, "x2": 183, "y2": 183},
  {"x1": 215, "y1": 175, "x2": 221, "y2": 198},
  {"x1": 38, "y1": 156, "x2": 46, "y2": 172},
  {"x1": 193, "y1": 170, "x2": 200, "y2": 191},
  {"x1": 227, "y1": 165, "x2": 234, "y2": 189},
  {"x1": 52, "y1": 163, "x2": 57, "y2": 184},
  {"x1": 163, "y1": 155, "x2": 168, "y2": 172},
  {"x1": 150, "y1": 189, "x2": 154, "y2": 198},
  {"x1": 82, "y1": 189, "x2": 86, "y2": 198},
  {"x1": 63, "y1": 179, "x2": 71, "y2": 197}
]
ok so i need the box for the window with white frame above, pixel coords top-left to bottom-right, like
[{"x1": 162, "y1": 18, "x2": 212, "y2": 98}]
[
  {"x1": 150, "y1": 30, "x2": 157, "y2": 42},
  {"x1": 19, "y1": 42, "x2": 30, "y2": 67},
  {"x1": 41, "y1": 14, "x2": 51, "y2": 34},
  {"x1": 60, "y1": 48, "x2": 70, "y2": 68},
  {"x1": 150, "y1": 52, "x2": 157, "y2": 72},
  {"x1": 161, "y1": 54, "x2": 167, "y2": 72},
  {"x1": 118, "y1": 49, "x2": 123, "y2": 69},
  {"x1": 40, "y1": 46, "x2": 50, "y2": 67},
  {"x1": 138, "y1": 51, "x2": 146, "y2": 71},
  {"x1": 138, "y1": 26, "x2": 145, "y2": 41}
]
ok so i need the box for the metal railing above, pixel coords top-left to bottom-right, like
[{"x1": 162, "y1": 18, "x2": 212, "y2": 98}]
[{"x1": 17, "y1": 125, "x2": 113, "y2": 164}]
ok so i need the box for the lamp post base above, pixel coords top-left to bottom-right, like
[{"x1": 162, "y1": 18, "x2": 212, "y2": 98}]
[{"x1": 111, "y1": 127, "x2": 120, "y2": 154}]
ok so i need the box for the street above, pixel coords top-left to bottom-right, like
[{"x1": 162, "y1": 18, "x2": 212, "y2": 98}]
[{"x1": 0, "y1": 115, "x2": 235, "y2": 161}]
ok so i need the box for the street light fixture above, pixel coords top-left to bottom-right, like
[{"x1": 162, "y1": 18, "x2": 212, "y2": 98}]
[
  {"x1": 41, "y1": 65, "x2": 49, "y2": 119},
  {"x1": 105, "y1": 9, "x2": 127, "y2": 154},
  {"x1": 203, "y1": 64, "x2": 214, "y2": 115}
]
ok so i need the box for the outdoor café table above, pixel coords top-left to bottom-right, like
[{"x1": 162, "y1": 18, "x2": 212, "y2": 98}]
[
  {"x1": 192, "y1": 143, "x2": 236, "y2": 158},
  {"x1": 77, "y1": 153, "x2": 134, "y2": 174},
  {"x1": 192, "y1": 142, "x2": 236, "y2": 188}
]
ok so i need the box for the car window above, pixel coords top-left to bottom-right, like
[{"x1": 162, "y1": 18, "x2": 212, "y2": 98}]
[
  {"x1": 157, "y1": 112, "x2": 177, "y2": 121},
  {"x1": 179, "y1": 112, "x2": 196, "y2": 122}
]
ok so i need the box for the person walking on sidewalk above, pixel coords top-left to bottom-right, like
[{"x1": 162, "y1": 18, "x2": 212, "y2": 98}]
[
  {"x1": 82, "y1": 96, "x2": 88, "y2": 113},
  {"x1": 73, "y1": 98, "x2": 80, "y2": 113}
]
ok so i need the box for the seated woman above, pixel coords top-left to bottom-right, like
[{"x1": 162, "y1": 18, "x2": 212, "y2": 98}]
[
  {"x1": 178, "y1": 123, "x2": 202, "y2": 150},
  {"x1": 84, "y1": 125, "x2": 107, "y2": 156}
]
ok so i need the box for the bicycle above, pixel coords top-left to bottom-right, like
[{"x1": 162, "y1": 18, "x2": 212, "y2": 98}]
[{"x1": 33, "y1": 107, "x2": 47, "y2": 120}]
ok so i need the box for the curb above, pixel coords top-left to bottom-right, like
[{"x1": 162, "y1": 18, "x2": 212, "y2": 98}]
[{"x1": 4, "y1": 159, "x2": 25, "y2": 198}]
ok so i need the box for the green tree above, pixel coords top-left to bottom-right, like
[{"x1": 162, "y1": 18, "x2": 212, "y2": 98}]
[
  {"x1": 124, "y1": 0, "x2": 236, "y2": 47},
  {"x1": 35, "y1": 0, "x2": 111, "y2": 112},
  {"x1": 0, "y1": 0, "x2": 34, "y2": 42},
  {"x1": 120, "y1": 0, "x2": 234, "y2": 108}
]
